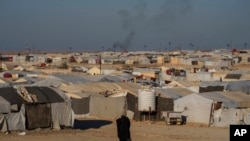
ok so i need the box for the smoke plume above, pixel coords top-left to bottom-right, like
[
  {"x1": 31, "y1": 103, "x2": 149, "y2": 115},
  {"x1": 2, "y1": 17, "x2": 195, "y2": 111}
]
[{"x1": 116, "y1": 0, "x2": 193, "y2": 51}]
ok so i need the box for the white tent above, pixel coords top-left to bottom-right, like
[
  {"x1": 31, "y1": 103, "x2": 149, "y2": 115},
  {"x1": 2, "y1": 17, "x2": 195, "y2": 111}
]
[
  {"x1": 174, "y1": 93, "x2": 213, "y2": 125},
  {"x1": 200, "y1": 91, "x2": 250, "y2": 127}
]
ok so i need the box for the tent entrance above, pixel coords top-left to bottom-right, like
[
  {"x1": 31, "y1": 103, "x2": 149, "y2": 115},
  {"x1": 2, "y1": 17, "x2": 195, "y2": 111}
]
[{"x1": 25, "y1": 103, "x2": 52, "y2": 130}]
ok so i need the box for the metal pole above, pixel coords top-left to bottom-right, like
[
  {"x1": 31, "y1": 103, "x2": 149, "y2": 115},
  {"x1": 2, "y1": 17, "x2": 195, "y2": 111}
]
[
  {"x1": 0, "y1": 53, "x2": 2, "y2": 72},
  {"x1": 149, "y1": 107, "x2": 151, "y2": 121},
  {"x1": 100, "y1": 53, "x2": 102, "y2": 74}
]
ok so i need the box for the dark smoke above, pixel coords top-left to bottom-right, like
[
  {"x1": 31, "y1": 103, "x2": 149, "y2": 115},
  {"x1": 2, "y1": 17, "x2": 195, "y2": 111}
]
[
  {"x1": 124, "y1": 31, "x2": 135, "y2": 50},
  {"x1": 113, "y1": 31, "x2": 135, "y2": 51},
  {"x1": 115, "y1": 0, "x2": 147, "y2": 51},
  {"x1": 116, "y1": 0, "x2": 193, "y2": 51},
  {"x1": 151, "y1": 0, "x2": 193, "y2": 31},
  {"x1": 117, "y1": 10, "x2": 131, "y2": 30}
]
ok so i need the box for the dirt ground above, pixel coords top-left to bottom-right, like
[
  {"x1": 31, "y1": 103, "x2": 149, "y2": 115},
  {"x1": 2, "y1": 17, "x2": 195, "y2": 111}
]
[{"x1": 0, "y1": 119, "x2": 229, "y2": 141}]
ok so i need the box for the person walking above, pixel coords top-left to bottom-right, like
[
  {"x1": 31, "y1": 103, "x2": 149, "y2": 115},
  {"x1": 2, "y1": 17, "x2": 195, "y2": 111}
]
[{"x1": 116, "y1": 115, "x2": 131, "y2": 141}]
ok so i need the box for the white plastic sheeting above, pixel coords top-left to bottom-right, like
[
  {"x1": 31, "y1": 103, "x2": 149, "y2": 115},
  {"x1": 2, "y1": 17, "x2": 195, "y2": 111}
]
[
  {"x1": 211, "y1": 108, "x2": 250, "y2": 127},
  {"x1": 31, "y1": 76, "x2": 65, "y2": 87},
  {"x1": 0, "y1": 96, "x2": 10, "y2": 114},
  {"x1": 0, "y1": 114, "x2": 8, "y2": 132},
  {"x1": 51, "y1": 102, "x2": 75, "y2": 130},
  {"x1": 174, "y1": 94, "x2": 213, "y2": 125},
  {"x1": 197, "y1": 72, "x2": 213, "y2": 81},
  {"x1": 0, "y1": 104, "x2": 26, "y2": 132}
]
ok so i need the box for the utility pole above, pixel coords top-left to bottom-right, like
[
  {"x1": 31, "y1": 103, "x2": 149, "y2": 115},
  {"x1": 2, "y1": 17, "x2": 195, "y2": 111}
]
[
  {"x1": 0, "y1": 52, "x2": 2, "y2": 72},
  {"x1": 227, "y1": 43, "x2": 230, "y2": 50},
  {"x1": 100, "y1": 52, "x2": 102, "y2": 74},
  {"x1": 69, "y1": 46, "x2": 72, "y2": 54},
  {"x1": 168, "y1": 42, "x2": 171, "y2": 52}
]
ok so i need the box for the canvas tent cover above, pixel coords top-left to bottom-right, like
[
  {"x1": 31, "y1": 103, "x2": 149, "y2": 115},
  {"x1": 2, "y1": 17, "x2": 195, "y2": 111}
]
[
  {"x1": 25, "y1": 86, "x2": 65, "y2": 103},
  {"x1": 225, "y1": 80, "x2": 250, "y2": 93},
  {"x1": 0, "y1": 87, "x2": 25, "y2": 105},
  {"x1": 155, "y1": 88, "x2": 193, "y2": 100},
  {"x1": 0, "y1": 96, "x2": 10, "y2": 113},
  {"x1": 89, "y1": 95, "x2": 126, "y2": 119},
  {"x1": 200, "y1": 91, "x2": 250, "y2": 108},
  {"x1": 174, "y1": 94, "x2": 213, "y2": 125}
]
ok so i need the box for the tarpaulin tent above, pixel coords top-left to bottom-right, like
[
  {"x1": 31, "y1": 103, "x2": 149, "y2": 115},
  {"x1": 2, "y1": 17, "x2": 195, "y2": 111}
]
[
  {"x1": 0, "y1": 96, "x2": 10, "y2": 114},
  {"x1": 0, "y1": 96, "x2": 10, "y2": 132},
  {"x1": 89, "y1": 95, "x2": 126, "y2": 119},
  {"x1": 174, "y1": 93, "x2": 214, "y2": 125},
  {"x1": 0, "y1": 87, "x2": 26, "y2": 132},
  {"x1": 200, "y1": 91, "x2": 250, "y2": 127},
  {"x1": 225, "y1": 80, "x2": 250, "y2": 93},
  {"x1": 22, "y1": 86, "x2": 74, "y2": 130},
  {"x1": 71, "y1": 97, "x2": 90, "y2": 115}
]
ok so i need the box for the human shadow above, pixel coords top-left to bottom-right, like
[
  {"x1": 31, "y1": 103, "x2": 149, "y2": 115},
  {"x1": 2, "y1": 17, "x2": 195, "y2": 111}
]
[{"x1": 73, "y1": 119, "x2": 113, "y2": 130}]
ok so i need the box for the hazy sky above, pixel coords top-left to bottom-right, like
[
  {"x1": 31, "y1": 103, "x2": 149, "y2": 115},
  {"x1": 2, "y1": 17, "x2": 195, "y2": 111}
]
[{"x1": 1, "y1": 0, "x2": 250, "y2": 52}]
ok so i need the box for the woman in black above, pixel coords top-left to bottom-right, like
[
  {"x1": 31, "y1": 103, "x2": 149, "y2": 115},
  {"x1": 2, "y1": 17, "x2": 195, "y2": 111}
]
[{"x1": 116, "y1": 115, "x2": 131, "y2": 141}]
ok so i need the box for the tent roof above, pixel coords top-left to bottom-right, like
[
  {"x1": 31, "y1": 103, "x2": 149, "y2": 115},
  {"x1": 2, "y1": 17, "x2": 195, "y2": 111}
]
[
  {"x1": 200, "y1": 81, "x2": 228, "y2": 87},
  {"x1": 0, "y1": 87, "x2": 25, "y2": 104},
  {"x1": 98, "y1": 74, "x2": 133, "y2": 82},
  {"x1": 155, "y1": 88, "x2": 194, "y2": 100},
  {"x1": 167, "y1": 80, "x2": 196, "y2": 87},
  {"x1": 200, "y1": 80, "x2": 250, "y2": 94},
  {"x1": 59, "y1": 82, "x2": 141, "y2": 97},
  {"x1": 175, "y1": 93, "x2": 213, "y2": 104},
  {"x1": 52, "y1": 74, "x2": 91, "y2": 84},
  {"x1": 0, "y1": 78, "x2": 6, "y2": 84},
  {"x1": 200, "y1": 91, "x2": 250, "y2": 108},
  {"x1": 225, "y1": 80, "x2": 250, "y2": 91},
  {"x1": 13, "y1": 78, "x2": 27, "y2": 83},
  {"x1": 25, "y1": 86, "x2": 65, "y2": 103},
  {"x1": 31, "y1": 75, "x2": 65, "y2": 87},
  {"x1": 224, "y1": 74, "x2": 242, "y2": 79},
  {"x1": 0, "y1": 96, "x2": 10, "y2": 113}
]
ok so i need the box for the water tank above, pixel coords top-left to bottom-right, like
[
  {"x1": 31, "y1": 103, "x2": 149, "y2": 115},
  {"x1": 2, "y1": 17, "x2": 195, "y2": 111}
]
[{"x1": 138, "y1": 89, "x2": 156, "y2": 111}]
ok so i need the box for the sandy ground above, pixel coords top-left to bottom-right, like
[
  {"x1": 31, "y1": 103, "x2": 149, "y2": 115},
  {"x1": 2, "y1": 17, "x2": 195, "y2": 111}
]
[{"x1": 0, "y1": 119, "x2": 229, "y2": 141}]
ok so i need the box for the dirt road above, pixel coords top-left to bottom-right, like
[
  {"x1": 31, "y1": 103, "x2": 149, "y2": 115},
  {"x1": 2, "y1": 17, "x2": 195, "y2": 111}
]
[{"x1": 0, "y1": 119, "x2": 229, "y2": 141}]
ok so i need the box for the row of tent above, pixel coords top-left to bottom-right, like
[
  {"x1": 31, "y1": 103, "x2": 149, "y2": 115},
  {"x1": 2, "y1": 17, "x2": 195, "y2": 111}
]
[
  {"x1": 32, "y1": 76, "x2": 250, "y2": 127},
  {"x1": 0, "y1": 85, "x2": 175, "y2": 133},
  {"x1": 68, "y1": 88, "x2": 250, "y2": 127},
  {"x1": 2, "y1": 76, "x2": 250, "y2": 133},
  {"x1": 63, "y1": 81, "x2": 250, "y2": 127}
]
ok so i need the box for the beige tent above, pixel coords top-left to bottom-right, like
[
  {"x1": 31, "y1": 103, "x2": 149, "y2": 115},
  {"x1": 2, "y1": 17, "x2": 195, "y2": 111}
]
[
  {"x1": 88, "y1": 67, "x2": 101, "y2": 75},
  {"x1": 0, "y1": 79, "x2": 6, "y2": 84},
  {"x1": 13, "y1": 66, "x2": 25, "y2": 71},
  {"x1": 59, "y1": 82, "x2": 140, "y2": 97},
  {"x1": 1, "y1": 63, "x2": 8, "y2": 71},
  {"x1": 167, "y1": 80, "x2": 194, "y2": 88},
  {"x1": 13, "y1": 78, "x2": 27, "y2": 83},
  {"x1": 89, "y1": 95, "x2": 126, "y2": 119}
]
